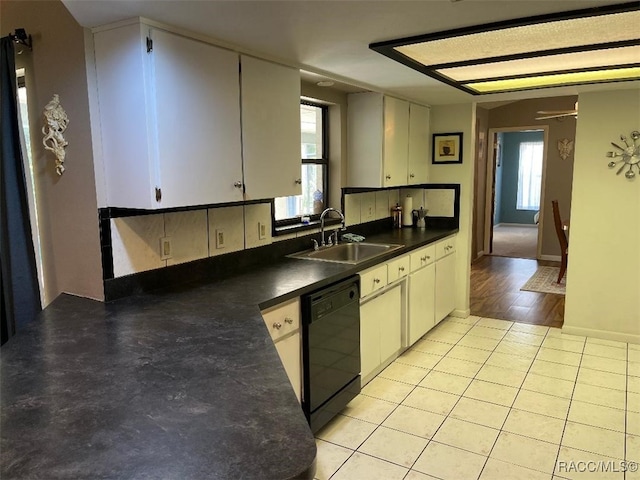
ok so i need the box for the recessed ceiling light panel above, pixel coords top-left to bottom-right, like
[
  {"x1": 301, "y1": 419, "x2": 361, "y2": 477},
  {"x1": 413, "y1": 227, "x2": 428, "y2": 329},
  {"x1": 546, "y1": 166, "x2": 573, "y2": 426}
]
[{"x1": 370, "y1": 2, "x2": 640, "y2": 94}]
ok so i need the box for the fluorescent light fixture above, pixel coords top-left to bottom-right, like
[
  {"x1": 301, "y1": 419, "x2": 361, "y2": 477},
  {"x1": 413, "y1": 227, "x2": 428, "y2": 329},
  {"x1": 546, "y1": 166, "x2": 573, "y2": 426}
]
[{"x1": 370, "y1": 2, "x2": 640, "y2": 95}]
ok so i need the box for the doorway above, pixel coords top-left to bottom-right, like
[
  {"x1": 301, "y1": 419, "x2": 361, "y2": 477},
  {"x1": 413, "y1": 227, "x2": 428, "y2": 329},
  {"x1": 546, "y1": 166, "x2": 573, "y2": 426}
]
[{"x1": 484, "y1": 127, "x2": 549, "y2": 260}]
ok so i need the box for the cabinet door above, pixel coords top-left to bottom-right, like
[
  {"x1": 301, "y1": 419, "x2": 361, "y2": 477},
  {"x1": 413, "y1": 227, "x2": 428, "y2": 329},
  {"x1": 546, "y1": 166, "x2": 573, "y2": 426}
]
[
  {"x1": 408, "y1": 264, "x2": 436, "y2": 345},
  {"x1": 383, "y1": 97, "x2": 409, "y2": 187},
  {"x1": 378, "y1": 286, "x2": 402, "y2": 363},
  {"x1": 241, "y1": 56, "x2": 301, "y2": 200},
  {"x1": 274, "y1": 333, "x2": 301, "y2": 402},
  {"x1": 360, "y1": 299, "x2": 381, "y2": 381},
  {"x1": 94, "y1": 23, "x2": 155, "y2": 209},
  {"x1": 152, "y1": 29, "x2": 243, "y2": 208},
  {"x1": 408, "y1": 103, "x2": 430, "y2": 184},
  {"x1": 435, "y1": 252, "x2": 456, "y2": 323}
]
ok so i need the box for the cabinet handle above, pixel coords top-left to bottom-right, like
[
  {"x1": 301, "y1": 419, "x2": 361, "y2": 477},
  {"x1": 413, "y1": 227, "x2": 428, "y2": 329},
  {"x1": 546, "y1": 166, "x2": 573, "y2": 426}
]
[
  {"x1": 234, "y1": 181, "x2": 243, "y2": 188},
  {"x1": 155, "y1": 187, "x2": 162, "y2": 202},
  {"x1": 399, "y1": 266, "x2": 405, "y2": 272},
  {"x1": 294, "y1": 179, "x2": 302, "y2": 185},
  {"x1": 409, "y1": 173, "x2": 415, "y2": 178},
  {"x1": 426, "y1": 255, "x2": 431, "y2": 259},
  {"x1": 373, "y1": 278, "x2": 381, "y2": 284},
  {"x1": 284, "y1": 317, "x2": 293, "y2": 325},
  {"x1": 273, "y1": 322, "x2": 282, "y2": 330},
  {"x1": 421, "y1": 255, "x2": 427, "y2": 262},
  {"x1": 385, "y1": 174, "x2": 391, "y2": 180}
]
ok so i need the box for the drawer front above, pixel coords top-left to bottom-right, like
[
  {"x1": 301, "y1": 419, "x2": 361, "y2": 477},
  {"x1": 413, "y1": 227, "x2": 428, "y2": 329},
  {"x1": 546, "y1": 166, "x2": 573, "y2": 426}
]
[
  {"x1": 387, "y1": 255, "x2": 410, "y2": 283},
  {"x1": 436, "y1": 237, "x2": 456, "y2": 260},
  {"x1": 261, "y1": 297, "x2": 300, "y2": 341},
  {"x1": 410, "y1": 245, "x2": 435, "y2": 272},
  {"x1": 359, "y1": 264, "x2": 388, "y2": 298}
]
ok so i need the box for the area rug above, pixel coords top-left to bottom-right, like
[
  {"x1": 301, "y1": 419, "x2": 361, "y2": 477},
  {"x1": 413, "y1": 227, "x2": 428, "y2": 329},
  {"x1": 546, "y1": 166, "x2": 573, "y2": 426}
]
[{"x1": 520, "y1": 266, "x2": 566, "y2": 295}]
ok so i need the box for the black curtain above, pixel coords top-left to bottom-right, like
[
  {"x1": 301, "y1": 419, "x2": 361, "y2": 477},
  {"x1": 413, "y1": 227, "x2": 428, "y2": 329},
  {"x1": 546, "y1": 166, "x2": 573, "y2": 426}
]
[{"x1": 0, "y1": 37, "x2": 41, "y2": 345}]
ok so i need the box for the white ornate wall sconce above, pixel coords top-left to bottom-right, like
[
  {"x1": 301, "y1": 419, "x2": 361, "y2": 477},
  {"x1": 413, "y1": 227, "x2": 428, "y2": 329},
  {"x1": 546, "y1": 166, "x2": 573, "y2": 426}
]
[
  {"x1": 557, "y1": 138, "x2": 574, "y2": 161},
  {"x1": 42, "y1": 94, "x2": 69, "y2": 175}
]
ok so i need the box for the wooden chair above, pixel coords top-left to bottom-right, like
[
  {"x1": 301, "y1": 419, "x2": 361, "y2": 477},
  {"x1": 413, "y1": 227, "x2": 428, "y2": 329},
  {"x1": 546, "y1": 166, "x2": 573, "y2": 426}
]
[{"x1": 551, "y1": 200, "x2": 568, "y2": 283}]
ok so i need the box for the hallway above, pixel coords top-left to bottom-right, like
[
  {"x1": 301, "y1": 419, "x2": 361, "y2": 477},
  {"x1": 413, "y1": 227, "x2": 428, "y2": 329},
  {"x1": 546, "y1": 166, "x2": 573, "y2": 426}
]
[{"x1": 470, "y1": 256, "x2": 564, "y2": 328}]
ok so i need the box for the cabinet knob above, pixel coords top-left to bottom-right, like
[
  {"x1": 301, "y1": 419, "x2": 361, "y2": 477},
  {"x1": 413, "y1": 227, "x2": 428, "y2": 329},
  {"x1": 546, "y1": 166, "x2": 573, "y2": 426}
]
[
  {"x1": 374, "y1": 278, "x2": 381, "y2": 284},
  {"x1": 273, "y1": 322, "x2": 282, "y2": 330},
  {"x1": 294, "y1": 178, "x2": 302, "y2": 185},
  {"x1": 421, "y1": 256, "x2": 427, "y2": 262},
  {"x1": 399, "y1": 266, "x2": 405, "y2": 272},
  {"x1": 155, "y1": 187, "x2": 162, "y2": 202},
  {"x1": 234, "y1": 181, "x2": 243, "y2": 188},
  {"x1": 385, "y1": 174, "x2": 391, "y2": 180},
  {"x1": 409, "y1": 173, "x2": 415, "y2": 178},
  {"x1": 284, "y1": 317, "x2": 293, "y2": 325}
]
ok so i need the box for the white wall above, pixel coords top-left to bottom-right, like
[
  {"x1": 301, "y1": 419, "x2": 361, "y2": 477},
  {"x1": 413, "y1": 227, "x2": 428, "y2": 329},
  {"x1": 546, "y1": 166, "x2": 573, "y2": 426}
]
[
  {"x1": 429, "y1": 103, "x2": 475, "y2": 317},
  {"x1": 2, "y1": 0, "x2": 104, "y2": 303},
  {"x1": 563, "y1": 88, "x2": 640, "y2": 344}
]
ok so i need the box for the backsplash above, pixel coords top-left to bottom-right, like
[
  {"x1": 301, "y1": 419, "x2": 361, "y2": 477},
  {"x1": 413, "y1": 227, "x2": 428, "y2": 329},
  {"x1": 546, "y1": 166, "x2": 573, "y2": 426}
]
[
  {"x1": 108, "y1": 203, "x2": 272, "y2": 279},
  {"x1": 342, "y1": 186, "x2": 457, "y2": 227}
]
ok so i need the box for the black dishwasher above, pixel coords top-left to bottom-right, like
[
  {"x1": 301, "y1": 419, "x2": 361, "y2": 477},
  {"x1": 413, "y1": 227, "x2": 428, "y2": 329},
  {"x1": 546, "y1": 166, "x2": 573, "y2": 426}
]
[{"x1": 302, "y1": 277, "x2": 361, "y2": 433}]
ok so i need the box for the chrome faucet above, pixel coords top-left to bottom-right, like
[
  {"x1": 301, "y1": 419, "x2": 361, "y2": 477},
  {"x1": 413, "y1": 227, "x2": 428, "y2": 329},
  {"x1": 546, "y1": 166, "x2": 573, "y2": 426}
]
[{"x1": 319, "y1": 207, "x2": 346, "y2": 248}]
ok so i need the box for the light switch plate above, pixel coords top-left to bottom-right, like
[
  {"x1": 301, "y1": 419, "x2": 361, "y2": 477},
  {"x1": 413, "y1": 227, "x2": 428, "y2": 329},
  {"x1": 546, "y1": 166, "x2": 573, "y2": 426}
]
[
  {"x1": 215, "y1": 229, "x2": 225, "y2": 249},
  {"x1": 159, "y1": 236, "x2": 172, "y2": 260}
]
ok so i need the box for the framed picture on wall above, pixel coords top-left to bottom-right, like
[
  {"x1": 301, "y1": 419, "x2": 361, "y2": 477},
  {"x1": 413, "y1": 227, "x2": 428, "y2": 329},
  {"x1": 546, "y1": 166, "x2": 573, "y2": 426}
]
[{"x1": 432, "y1": 132, "x2": 463, "y2": 164}]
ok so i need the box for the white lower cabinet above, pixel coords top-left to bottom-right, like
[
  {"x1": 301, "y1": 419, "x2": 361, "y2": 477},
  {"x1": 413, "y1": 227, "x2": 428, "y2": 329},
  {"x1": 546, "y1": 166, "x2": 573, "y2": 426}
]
[
  {"x1": 273, "y1": 332, "x2": 301, "y2": 402},
  {"x1": 360, "y1": 285, "x2": 402, "y2": 384},
  {"x1": 435, "y1": 237, "x2": 457, "y2": 323},
  {"x1": 408, "y1": 263, "x2": 436, "y2": 345},
  {"x1": 261, "y1": 298, "x2": 301, "y2": 402}
]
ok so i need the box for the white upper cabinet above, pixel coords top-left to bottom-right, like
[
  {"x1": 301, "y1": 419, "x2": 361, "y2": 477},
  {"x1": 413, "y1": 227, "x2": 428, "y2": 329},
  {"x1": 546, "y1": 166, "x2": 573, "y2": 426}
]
[
  {"x1": 347, "y1": 92, "x2": 430, "y2": 188},
  {"x1": 241, "y1": 55, "x2": 301, "y2": 200},
  {"x1": 93, "y1": 22, "x2": 244, "y2": 209},
  {"x1": 382, "y1": 96, "x2": 409, "y2": 187},
  {"x1": 408, "y1": 103, "x2": 431, "y2": 184}
]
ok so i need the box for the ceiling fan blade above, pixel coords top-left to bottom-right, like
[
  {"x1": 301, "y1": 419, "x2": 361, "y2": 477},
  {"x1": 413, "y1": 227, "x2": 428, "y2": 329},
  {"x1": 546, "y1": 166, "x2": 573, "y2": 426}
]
[
  {"x1": 535, "y1": 112, "x2": 577, "y2": 120},
  {"x1": 536, "y1": 109, "x2": 576, "y2": 115}
]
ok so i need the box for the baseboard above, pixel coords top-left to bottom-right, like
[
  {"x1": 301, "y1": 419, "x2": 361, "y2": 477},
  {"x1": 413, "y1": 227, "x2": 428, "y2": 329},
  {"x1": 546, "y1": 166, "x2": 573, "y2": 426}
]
[
  {"x1": 561, "y1": 325, "x2": 640, "y2": 346},
  {"x1": 539, "y1": 254, "x2": 561, "y2": 262},
  {"x1": 495, "y1": 223, "x2": 538, "y2": 228},
  {"x1": 450, "y1": 308, "x2": 471, "y2": 318}
]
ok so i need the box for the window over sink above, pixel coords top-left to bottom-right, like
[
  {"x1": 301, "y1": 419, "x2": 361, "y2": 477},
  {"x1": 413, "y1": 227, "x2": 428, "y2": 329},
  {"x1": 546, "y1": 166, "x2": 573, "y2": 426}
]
[{"x1": 274, "y1": 102, "x2": 328, "y2": 224}]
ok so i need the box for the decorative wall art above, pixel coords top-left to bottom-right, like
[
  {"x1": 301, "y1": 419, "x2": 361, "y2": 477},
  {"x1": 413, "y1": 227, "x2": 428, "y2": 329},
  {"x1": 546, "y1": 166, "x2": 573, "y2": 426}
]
[
  {"x1": 557, "y1": 138, "x2": 574, "y2": 160},
  {"x1": 42, "y1": 94, "x2": 69, "y2": 175},
  {"x1": 432, "y1": 132, "x2": 463, "y2": 164},
  {"x1": 606, "y1": 130, "x2": 640, "y2": 179}
]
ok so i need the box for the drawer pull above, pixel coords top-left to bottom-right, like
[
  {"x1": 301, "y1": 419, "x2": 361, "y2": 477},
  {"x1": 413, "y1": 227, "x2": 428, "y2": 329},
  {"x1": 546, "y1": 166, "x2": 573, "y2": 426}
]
[
  {"x1": 273, "y1": 322, "x2": 282, "y2": 330},
  {"x1": 421, "y1": 256, "x2": 427, "y2": 262},
  {"x1": 284, "y1": 317, "x2": 293, "y2": 325},
  {"x1": 399, "y1": 266, "x2": 405, "y2": 272},
  {"x1": 374, "y1": 278, "x2": 381, "y2": 284},
  {"x1": 385, "y1": 174, "x2": 391, "y2": 180}
]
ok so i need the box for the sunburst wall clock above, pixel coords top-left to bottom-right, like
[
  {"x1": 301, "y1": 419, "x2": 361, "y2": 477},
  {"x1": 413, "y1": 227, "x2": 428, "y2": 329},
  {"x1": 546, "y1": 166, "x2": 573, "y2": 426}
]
[{"x1": 606, "y1": 131, "x2": 640, "y2": 179}]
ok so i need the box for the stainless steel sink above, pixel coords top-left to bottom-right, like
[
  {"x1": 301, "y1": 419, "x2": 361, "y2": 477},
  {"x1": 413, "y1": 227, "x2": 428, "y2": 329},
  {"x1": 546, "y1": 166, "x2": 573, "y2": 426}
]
[{"x1": 288, "y1": 242, "x2": 404, "y2": 265}]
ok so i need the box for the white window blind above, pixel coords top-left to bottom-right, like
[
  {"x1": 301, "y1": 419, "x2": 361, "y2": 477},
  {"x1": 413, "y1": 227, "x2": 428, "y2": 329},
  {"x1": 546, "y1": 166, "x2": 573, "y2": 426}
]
[{"x1": 517, "y1": 141, "x2": 544, "y2": 210}]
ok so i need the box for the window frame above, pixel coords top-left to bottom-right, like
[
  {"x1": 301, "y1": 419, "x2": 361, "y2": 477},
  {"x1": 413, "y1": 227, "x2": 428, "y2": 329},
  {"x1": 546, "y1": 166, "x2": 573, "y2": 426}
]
[
  {"x1": 274, "y1": 100, "x2": 329, "y2": 227},
  {"x1": 516, "y1": 140, "x2": 544, "y2": 211}
]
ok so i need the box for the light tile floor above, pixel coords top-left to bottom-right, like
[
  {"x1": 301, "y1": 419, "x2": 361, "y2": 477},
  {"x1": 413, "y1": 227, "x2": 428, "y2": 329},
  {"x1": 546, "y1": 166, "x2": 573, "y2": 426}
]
[{"x1": 314, "y1": 316, "x2": 640, "y2": 480}]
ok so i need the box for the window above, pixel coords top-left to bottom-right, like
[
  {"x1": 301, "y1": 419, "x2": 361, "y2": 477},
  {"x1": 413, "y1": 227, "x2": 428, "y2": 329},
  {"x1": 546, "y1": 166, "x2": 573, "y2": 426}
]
[
  {"x1": 516, "y1": 140, "x2": 544, "y2": 210},
  {"x1": 274, "y1": 102, "x2": 328, "y2": 223}
]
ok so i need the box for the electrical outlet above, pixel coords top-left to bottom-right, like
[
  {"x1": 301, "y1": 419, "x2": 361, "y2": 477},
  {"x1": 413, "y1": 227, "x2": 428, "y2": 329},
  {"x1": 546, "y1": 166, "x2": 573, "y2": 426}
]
[
  {"x1": 215, "y1": 229, "x2": 225, "y2": 249},
  {"x1": 159, "y1": 237, "x2": 172, "y2": 260},
  {"x1": 258, "y1": 222, "x2": 267, "y2": 240}
]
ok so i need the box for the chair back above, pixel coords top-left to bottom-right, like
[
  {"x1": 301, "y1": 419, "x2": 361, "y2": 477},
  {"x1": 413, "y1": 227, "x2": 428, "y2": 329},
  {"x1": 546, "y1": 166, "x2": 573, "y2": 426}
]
[{"x1": 551, "y1": 200, "x2": 568, "y2": 251}]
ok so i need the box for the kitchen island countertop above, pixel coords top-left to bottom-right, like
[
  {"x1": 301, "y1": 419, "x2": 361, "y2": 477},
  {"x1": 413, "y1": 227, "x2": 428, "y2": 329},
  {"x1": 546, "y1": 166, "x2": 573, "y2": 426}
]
[{"x1": 0, "y1": 227, "x2": 457, "y2": 479}]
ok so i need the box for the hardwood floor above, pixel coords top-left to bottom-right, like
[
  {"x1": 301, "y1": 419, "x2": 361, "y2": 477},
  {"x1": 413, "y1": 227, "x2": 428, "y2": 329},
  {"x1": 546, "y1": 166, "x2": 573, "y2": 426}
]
[{"x1": 470, "y1": 255, "x2": 564, "y2": 328}]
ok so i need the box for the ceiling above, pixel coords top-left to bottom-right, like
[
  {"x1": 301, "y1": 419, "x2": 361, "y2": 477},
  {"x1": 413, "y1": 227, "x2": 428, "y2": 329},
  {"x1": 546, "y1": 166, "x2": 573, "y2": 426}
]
[{"x1": 62, "y1": 0, "x2": 639, "y2": 106}]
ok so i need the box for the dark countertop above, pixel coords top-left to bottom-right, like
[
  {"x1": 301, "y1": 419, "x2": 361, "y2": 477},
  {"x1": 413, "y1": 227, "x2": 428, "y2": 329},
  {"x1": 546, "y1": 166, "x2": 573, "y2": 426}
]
[{"x1": 0, "y1": 227, "x2": 456, "y2": 480}]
